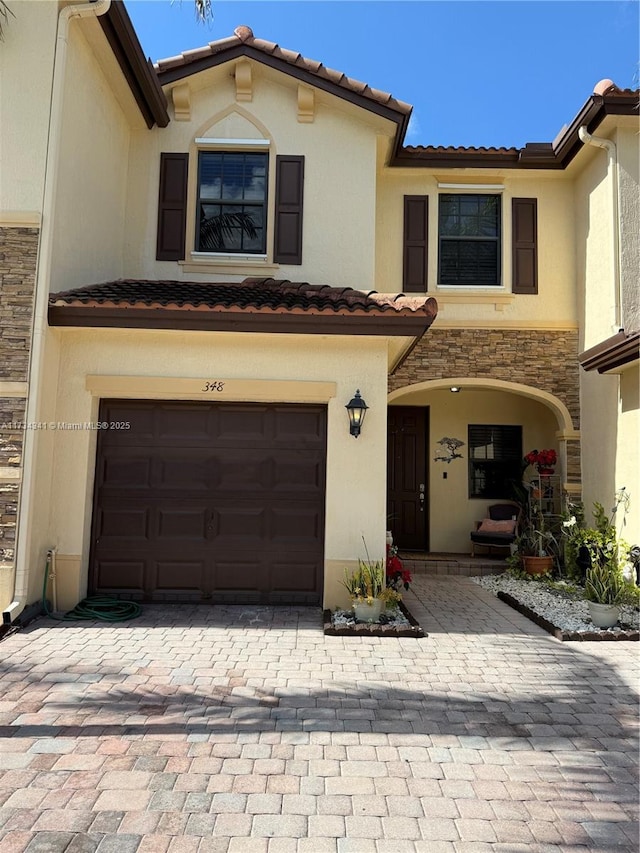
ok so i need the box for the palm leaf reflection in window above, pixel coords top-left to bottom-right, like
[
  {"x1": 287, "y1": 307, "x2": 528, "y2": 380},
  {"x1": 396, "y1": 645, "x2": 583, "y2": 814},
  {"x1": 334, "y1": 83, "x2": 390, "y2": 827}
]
[
  {"x1": 197, "y1": 151, "x2": 267, "y2": 253},
  {"x1": 198, "y1": 209, "x2": 258, "y2": 252}
]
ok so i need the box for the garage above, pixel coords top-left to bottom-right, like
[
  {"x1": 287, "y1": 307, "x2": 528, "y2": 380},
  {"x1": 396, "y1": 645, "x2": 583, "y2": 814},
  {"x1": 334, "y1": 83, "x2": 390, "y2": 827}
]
[{"x1": 90, "y1": 399, "x2": 327, "y2": 604}]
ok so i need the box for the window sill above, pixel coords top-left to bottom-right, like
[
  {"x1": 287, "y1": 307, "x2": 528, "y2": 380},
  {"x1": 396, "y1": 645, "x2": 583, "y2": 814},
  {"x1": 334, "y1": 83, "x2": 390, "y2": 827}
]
[
  {"x1": 434, "y1": 288, "x2": 515, "y2": 312},
  {"x1": 180, "y1": 255, "x2": 280, "y2": 276}
]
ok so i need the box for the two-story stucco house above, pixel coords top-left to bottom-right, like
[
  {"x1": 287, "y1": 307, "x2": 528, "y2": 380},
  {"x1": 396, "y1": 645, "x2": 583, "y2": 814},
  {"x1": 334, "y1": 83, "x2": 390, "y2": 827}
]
[{"x1": 0, "y1": 0, "x2": 638, "y2": 623}]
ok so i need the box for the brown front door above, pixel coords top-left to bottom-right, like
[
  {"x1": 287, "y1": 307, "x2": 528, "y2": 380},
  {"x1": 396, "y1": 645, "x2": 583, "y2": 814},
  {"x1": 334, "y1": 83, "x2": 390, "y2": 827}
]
[
  {"x1": 90, "y1": 400, "x2": 326, "y2": 604},
  {"x1": 387, "y1": 406, "x2": 428, "y2": 551}
]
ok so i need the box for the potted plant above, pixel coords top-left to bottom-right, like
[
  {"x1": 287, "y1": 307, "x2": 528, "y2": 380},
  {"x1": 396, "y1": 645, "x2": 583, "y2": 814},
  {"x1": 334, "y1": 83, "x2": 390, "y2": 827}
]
[
  {"x1": 386, "y1": 543, "x2": 412, "y2": 592},
  {"x1": 514, "y1": 508, "x2": 559, "y2": 575},
  {"x1": 584, "y1": 561, "x2": 628, "y2": 627},
  {"x1": 341, "y1": 559, "x2": 387, "y2": 622},
  {"x1": 562, "y1": 493, "x2": 639, "y2": 627},
  {"x1": 524, "y1": 448, "x2": 557, "y2": 477}
]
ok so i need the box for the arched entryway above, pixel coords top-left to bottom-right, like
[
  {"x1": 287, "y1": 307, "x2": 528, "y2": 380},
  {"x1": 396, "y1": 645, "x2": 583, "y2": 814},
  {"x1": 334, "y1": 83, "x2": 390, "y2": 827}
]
[{"x1": 387, "y1": 378, "x2": 579, "y2": 553}]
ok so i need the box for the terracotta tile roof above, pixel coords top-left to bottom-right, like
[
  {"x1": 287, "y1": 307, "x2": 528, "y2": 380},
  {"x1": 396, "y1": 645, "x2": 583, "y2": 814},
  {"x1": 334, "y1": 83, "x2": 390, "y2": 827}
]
[
  {"x1": 49, "y1": 278, "x2": 436, "y2": 317},
  {"x1": 402, "y1": 145, "x2": 519, "y2": 156},
  {"x1": 48, "y1": 279, "x2": 438, "y2": 346},
  {"x1": 154, "y1": 25, "x2": 411, "y2": 116}
]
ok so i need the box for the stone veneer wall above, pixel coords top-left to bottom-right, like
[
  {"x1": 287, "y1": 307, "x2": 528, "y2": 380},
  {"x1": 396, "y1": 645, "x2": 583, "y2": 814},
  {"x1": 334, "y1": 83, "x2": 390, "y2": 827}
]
[
  {"x1": 0, "y1": 226, "x2": 39, "y2": 565},
  {"x1": 390, "y1": 327, "x2": 582, "y2": 484}
]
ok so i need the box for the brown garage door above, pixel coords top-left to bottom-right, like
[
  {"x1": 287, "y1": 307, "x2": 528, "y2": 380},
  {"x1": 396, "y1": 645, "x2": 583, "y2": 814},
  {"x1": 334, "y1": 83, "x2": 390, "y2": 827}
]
[{"x1": 90, "y1": 400, "x2": 326, "y2": 604}]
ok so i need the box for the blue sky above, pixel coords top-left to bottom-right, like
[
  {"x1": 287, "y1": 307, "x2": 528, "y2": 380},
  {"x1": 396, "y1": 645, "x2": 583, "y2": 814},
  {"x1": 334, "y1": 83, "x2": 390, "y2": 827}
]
[{"x1": 126, "y1": 1, "x2": 639, "y2": 148}]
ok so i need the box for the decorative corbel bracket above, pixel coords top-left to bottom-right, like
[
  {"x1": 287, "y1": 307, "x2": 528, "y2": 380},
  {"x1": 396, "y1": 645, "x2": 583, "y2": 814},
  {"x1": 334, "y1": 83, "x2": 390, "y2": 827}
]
[
  {"x1": 235, "y1": 60, "x2": 253, "y2": 102},
  {"x1": 297, "y1": 85, "x2": 315, "y2": 123},
  {"x1": 171, "y1": 83, "x2": 191, "y2": 121}
]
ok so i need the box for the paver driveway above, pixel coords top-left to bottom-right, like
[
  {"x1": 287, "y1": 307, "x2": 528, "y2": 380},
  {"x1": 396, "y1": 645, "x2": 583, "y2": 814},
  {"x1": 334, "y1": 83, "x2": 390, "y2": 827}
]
[{"x1": 0, "y1": 576, "x2": 637, "y2": 853}]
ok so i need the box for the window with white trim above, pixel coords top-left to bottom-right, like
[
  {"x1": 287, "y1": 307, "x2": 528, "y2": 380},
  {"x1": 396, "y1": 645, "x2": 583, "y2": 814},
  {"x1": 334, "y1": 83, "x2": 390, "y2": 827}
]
[
  {"x1": 196, "y1": 151, "x2": 268, "y2": 254},
  {"x1": 438, "y1": 194, "x2": 501, "y2": 286}
]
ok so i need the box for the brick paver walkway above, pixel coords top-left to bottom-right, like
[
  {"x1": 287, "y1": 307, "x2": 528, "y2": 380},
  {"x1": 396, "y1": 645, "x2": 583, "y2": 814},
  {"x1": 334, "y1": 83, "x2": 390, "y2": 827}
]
[{"x1": 0, "y1": 576, "x2": 637, "y2": 852}]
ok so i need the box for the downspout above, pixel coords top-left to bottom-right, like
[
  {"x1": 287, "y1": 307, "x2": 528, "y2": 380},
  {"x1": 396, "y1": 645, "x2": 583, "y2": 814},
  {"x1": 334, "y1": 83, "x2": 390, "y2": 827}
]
[
  {"x1": 3, "y1": 0, "x2": 111, "y2": 626},
  {"x1": 578, "y1": 126, "x2": 622, "y2": 333}
]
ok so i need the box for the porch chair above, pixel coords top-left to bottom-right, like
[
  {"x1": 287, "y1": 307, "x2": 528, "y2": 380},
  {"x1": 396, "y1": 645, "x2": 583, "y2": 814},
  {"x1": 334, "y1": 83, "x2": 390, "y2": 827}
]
[{"x1": 470, "y1": 502, "x2": 521, "y2": 557}]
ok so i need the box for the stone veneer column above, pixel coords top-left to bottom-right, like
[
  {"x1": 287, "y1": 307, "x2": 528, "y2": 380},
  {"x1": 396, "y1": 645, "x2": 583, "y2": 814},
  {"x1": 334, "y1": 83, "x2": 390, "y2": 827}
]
[
  {"x1": 0, "y1": 226, "x2": 39, "y2": 604},
  {"x1": 390, "y1": 327, "x2": 582, "y2": 494}
]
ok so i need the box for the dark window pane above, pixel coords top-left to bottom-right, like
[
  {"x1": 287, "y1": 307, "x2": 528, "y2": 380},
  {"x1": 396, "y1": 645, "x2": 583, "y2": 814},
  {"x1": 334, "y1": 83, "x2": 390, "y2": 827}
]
[
  {"x1": 196, "y1": 151, "x2": 268, "y2": 254},
  {"x1": 439, "y1": 193, "x2": 500, "y2": 286},
  {"x1": 468, "y1": 425, "x2": 522, "y2": 499}
]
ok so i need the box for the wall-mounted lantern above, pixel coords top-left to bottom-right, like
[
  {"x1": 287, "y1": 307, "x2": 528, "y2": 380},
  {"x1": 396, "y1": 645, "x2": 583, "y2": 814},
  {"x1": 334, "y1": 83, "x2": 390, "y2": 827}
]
[{"x1": 345, "y1": 390, "x2": 368, "y2": 438}]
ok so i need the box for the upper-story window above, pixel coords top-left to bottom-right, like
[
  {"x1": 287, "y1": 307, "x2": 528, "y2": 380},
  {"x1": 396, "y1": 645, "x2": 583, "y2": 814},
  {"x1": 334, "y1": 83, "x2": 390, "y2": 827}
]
[
  {"x1": 196, "y1": 151, "x2": 268, "y2": 254},
  {"x1": 156, "y1": 149, "x2": 304, "y2": 265},
  {"x1": 438, "y1": 194, "x2": 501, "y2": 286}
]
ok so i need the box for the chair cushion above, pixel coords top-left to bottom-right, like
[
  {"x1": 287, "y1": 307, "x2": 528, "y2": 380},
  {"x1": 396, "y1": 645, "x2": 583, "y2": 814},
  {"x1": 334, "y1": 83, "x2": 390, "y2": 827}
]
[{"x1": 478, "y1": 518, "x2": 517, "y2": 534}]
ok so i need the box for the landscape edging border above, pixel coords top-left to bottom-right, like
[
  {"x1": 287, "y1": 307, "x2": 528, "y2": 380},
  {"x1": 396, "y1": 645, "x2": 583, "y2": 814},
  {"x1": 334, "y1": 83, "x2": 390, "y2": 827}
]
[
  {"x1": 497, "y1": 591, "x2": 640, "y2": 641},
  {"x1": 323, "y1": 601, "x2": 426, "y2": 638}
]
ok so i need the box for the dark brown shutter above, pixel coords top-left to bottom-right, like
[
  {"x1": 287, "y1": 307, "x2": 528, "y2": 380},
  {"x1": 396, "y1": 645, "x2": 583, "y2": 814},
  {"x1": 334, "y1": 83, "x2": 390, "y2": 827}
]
[
  {"x1": 156, "y1": 153, "x2": 188, "y2": 261},
  {"x1": 512, "y1": 198, "x2": 538, "y2": 294},
  {"x1": 403, "y1": 196, "x2": 428, "y2": 292},
  {"x1": 273, "y1": 155, "x2": 304, "y2": 265}
]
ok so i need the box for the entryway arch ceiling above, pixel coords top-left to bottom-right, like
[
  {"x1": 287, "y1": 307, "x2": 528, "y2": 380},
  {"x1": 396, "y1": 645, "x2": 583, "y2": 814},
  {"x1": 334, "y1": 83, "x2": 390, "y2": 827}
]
[{"x1": 388, "y1": 377, "x2": 575, "y2": 435}]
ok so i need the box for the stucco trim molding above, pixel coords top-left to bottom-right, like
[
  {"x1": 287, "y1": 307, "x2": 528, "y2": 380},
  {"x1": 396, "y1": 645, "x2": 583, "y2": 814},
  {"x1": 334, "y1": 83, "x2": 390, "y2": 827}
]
[
  {"x1": 388, "y1": 376, "x2": 575, "y2": 433},
  {"x1": 0, "y1": 213, "x2": 41, "y2": 228},
  {"x1": 85, "y1": 375, "x2": 337, "y2": 403},
  {"x1": 0, "y1": 382, "x2": 28, "y2": 398}
]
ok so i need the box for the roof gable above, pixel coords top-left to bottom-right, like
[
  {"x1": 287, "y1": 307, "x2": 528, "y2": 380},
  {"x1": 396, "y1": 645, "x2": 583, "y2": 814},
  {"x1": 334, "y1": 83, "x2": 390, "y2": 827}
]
[{"x1": 154, "y1": 25, "x2": 411, "y2": 132}]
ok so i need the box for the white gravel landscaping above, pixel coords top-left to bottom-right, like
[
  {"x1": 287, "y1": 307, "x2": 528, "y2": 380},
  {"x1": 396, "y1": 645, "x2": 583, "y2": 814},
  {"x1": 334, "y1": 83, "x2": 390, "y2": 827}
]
[{"x1": 472, "y1": 573, "x2": 640, "y2": 634}]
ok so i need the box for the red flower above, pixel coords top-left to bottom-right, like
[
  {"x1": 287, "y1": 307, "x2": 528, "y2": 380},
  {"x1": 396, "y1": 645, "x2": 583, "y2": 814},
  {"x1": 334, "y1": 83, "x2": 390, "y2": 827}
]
[{"x1": 524, "y1": 448, "x2": 557, "y2": 469}]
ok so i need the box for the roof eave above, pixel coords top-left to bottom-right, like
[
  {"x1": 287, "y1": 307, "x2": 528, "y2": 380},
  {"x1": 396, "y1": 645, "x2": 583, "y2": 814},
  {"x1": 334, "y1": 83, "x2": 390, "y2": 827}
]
[
  {"x1": 579, "y1": 330, "x2": 640, "y2": 373},
  {"x1": 99, "y1": 2, "x2": 169, "y2": 129},
  {"x1": 48, "y1": 305, "x2": 437, "y2": 337},
  {"x1": 390, "y1": 90, "x2": 639, "y2": 170}
]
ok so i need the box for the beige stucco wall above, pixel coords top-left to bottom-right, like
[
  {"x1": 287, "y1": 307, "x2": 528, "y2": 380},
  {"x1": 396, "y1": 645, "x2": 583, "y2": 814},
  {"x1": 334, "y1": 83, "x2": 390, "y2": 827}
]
[
  {"x1": 49, "y1": 22, "x2": 131, "y2": 291},
  {"x1": 617, "y1": 366, "x2": 639, "y2": 544},
  {"x1": 573, "y1": 120, "x2": 639, "y2": 540},
  {"x1": 374, "y1": 168, "x2": 576, "y2": 324},
  {"x1": 24, "y1": 328, "x2": 390, "y2": 609},
  {"x1": 389, "y1": 388, "x2": 559, "y2": 553},
  {"x1": 574, "y1": 138, "x2": 617, "y2": 350},
  {"x1": 0, "y1": 1, "x2": 57, "y2": 215},
  {"x1": 617, "y1": 126, "x2": 640, "y2": 332},
  {"x1": 124, "y1": 61, "x2": 389, "y2": 289}
]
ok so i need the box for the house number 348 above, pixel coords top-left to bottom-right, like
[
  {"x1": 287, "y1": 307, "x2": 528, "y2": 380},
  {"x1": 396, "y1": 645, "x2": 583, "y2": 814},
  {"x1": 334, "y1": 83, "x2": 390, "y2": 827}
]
[{"x1": 202, "y1": 381, "x2": 225, "y2": 392}]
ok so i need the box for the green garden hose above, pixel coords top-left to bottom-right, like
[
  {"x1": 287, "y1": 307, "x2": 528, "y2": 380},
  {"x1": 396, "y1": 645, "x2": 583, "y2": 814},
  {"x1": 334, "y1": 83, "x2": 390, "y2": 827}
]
[{"x1": 42, "y1": 558, "x2": 142, "y2": 622}]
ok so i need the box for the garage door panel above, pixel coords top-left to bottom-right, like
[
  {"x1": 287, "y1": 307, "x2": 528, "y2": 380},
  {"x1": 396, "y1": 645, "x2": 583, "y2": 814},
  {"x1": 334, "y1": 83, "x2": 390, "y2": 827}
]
[
  {"x1": 100, "y1": 455, "x2": 152, "y2": 489},
  {"x1": 274, "y1": 408, "x2": 326, "y2": 445},
  {"x1": 158, "y1": 455, "x2": 212, "y2": 490},
  {"x1": 95, "y1": 560, "x2": 145, "y2": 591},
  {"x1": 215, "y1": 453, "x2": 271, "y2": 490},
  {"x1": 99, "y1": 404, "x2": 156, "y2": 443},
  {"x1": 97, "y1": 507, "x2": 150, "y2": 541},
  {"x1": 272, "y1": 456, "x2": 324, "y2": 492},
  {"x1": 91, "y1": 400, "x2": 326, "y2": 604},
  {"x1": 158, "y1": 507, "x2": 208, "y2": 539},
  {"x1": 216, "y1": 407, "x2": 271, "y2": 443},
  {"x1": 213, "y1": 507, "x2": 266, "y2": 540},
  {"x1": 157, "y1": 406, "x2": 211, "y2": 441},
  {"x1": 269, "y1": 560, "x2": 319, "y2": 593},
  {"x1": 271, "y1": 507, "x2": 322, "y2": 543},
  {"x1": 213, "y1": 559, "x2": 264, "y2": 591},
  {"x1": 155, "y1": 561, "x2": 206, "y2": 591}
]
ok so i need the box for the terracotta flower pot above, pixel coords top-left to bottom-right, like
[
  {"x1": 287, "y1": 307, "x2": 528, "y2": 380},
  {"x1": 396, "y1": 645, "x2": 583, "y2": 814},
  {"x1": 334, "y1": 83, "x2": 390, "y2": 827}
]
[{"x1": 523, "y1": 556, "x2": 553, "y2": 575}]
